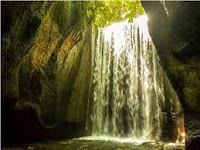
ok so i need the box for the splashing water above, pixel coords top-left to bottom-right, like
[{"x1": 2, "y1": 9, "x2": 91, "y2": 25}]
[{"x1": 90, "y1": 15, "x2": 165, "y2": 141}]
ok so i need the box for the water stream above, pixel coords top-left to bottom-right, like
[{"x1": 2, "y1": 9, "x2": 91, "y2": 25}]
[{"x1": 90, "y1": 15, "x2": 165, "y2": 141}]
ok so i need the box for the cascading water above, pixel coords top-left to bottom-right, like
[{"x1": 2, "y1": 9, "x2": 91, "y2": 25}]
[{"x1": 90, "y1": 15, "x2": 165, "y2": 141}]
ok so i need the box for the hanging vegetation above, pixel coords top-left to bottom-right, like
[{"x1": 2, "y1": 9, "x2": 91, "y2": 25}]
[{"x1": 84, "y1": 0, "x2": 144, "y2": 27}]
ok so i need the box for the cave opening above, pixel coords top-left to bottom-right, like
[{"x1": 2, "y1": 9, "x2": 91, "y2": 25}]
[
  {"x1": 3, "y1": 1, "x2": 199, "y2": 150},
  {"x1": 81, "y1": 14, "x2": 185, "y2": 148}
]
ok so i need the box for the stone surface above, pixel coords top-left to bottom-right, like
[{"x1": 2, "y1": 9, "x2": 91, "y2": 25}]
[
  {"x1": 2, "y1": 1, "x2": 94, "y2": 145},
  {"x1": 2, "y1": 1, "x2": 199, "y2": 149},
  {"x1": 141, "y1": 1, "x2": 200, "y2": 149}
]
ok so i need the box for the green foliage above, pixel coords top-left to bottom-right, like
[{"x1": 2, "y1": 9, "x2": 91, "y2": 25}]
[{"x1": 85, "y1": 0, "x2": 144, "y2": 27}]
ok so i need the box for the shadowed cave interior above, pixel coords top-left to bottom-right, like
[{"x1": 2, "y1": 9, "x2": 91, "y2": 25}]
[{"x1": 1, "y1": 1, "x2": 200, "y2": 150}]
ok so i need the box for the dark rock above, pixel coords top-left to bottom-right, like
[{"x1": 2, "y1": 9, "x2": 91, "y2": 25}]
[
  {"x1": 186, "y1": 135, "x2": 200, "y2": 150},
  {"x1": 2, "y1": 1, "x2": 93, "y2": 145},
  {"x1": 142, "y1": 1, "x2": 200, "y2": 149}
]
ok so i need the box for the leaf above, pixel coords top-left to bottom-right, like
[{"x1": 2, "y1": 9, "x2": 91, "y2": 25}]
[{"x1": 84, "y1": 0, "x2": 144, "y2": 27}]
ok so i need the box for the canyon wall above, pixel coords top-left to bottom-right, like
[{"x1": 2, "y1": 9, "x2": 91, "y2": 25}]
[
  {"x1": 142, "y1": 1, "x2": 200, "y2": 149},
  {"x1": 2, "y1": 1, "x2": 95, "y2": 145}
]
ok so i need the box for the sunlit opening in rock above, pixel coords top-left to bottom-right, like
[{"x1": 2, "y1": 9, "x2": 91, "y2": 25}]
[
  {"x1": 4, "y1": 0, "x2": 199, "y2": 149},
  {"x1": 85, "y1": 14, "x2": 185, "y2": 147}
]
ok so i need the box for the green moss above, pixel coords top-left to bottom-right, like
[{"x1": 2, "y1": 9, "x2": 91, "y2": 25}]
[
  {"x1": 52, "y1": 2, "x2": 72, "y2": 34},
  {"x1": 165, "y1": 52, "x2": 200, "y2": 113},
  {"x1": 71, "y1": 2, "x2": 82, "y2": 25},
  {"x1": 183, "y1": 86, "x2": 200, "y2": 111},
  {"x1": 30, "y1": 1, "x2": 53, "y2": 20}
]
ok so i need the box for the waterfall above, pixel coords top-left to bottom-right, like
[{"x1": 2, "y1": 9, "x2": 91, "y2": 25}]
[{"x1": 90, "y1": 15, "x2": 165, "y2": 141}]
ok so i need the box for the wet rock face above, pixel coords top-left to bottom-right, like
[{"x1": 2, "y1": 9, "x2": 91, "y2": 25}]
[
  {"x1": 2, "y1": 1, "x2": 94, "y2": 145},
  {"x1": 142, "y1": 1, "x2": 200, "y2": 149}
]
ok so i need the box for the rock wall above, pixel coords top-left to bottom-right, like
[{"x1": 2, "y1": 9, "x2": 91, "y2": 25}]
[
  {"x1": 141, "y1": 1, "x2": 200, "y2": 149},
  {"x1": 2, "y1": 1, "x2": 197, "y2": 147},
  {"x1": 2, "y1": 1, "x2": 95, "y2": 145}
]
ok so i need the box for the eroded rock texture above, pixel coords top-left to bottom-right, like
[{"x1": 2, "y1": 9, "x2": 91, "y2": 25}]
[
  {"x1": 142, "y1": 1, "x2": 200, "y2": 149},
  {"x1": 2, "y1": 1, "x2": 200, "y2": 149},
  {"x1": 2, "y1": 1, "x2": 95, "y2": 145}
]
